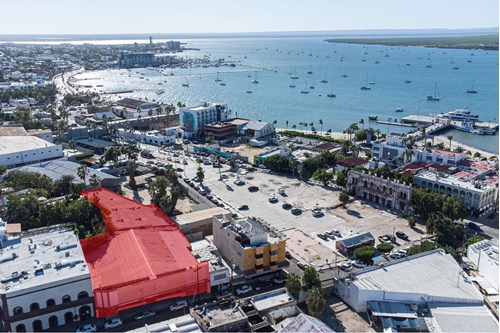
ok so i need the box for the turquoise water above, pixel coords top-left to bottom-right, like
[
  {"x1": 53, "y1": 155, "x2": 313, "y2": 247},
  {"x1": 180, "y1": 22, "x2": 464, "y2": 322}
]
[{"x1": 74, "y1": 37, "x2": 499, "y2": 153}]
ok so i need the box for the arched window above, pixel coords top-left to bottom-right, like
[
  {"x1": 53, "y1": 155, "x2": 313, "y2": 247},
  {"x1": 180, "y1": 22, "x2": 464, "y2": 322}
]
[
  {"x1": 62, "y1": 295, "x2": 71, "y2": 303},
  {"x1": 46, "y1": 299, "x2": 56, "y2": 307},
  {"x1": 49, "y1": 315, "x2": 59, "y2": 328},
  {"x1": 13, "y1": 306, "x2": 23, "y2": 315},
  {"x1": 79, "y1": 305, "x2": 92, "y2": 321},
  {"x1": 15, "y1": 324, "x2": 26, "y2": 332},
  {"x1": 64, "y1": 312, "x2": 75, "y2": 324},
  {"x1": 32, "y1": 320, "x2": 43, "y2": 332},
  {"x1": 77, "y1": 291, "x2": 89, "y2": 300},
  {"x1": 30, "y1": 303, "x2": 40, "y2": 311}
]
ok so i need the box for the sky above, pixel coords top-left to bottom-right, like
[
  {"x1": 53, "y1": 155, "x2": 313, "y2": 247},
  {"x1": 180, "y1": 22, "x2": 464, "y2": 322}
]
[{"x1": 1, "y1": 0, "x2": 498, "y2": 35}]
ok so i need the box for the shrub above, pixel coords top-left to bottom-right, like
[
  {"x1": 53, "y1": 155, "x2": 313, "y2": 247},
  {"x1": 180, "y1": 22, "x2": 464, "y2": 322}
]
[
  {"x1": 354, "y1": 245, "x2": 377, "y2": 262},
  {"x1": 377, "y1": 243, "x2": 394, "y2": 253}
]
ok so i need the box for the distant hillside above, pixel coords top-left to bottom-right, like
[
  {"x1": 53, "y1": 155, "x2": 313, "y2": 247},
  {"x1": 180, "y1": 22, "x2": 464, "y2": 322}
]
[{"x1": 325, "y1": 34, "x2": 499, "y2": 50}]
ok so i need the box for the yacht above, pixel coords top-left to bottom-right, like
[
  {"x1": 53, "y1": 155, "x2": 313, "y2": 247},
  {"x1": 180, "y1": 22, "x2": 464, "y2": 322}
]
[
  {"x1": 404, "y1": 80, "x2": 411, "y2": 84},
  {"x1": 251, "y1": 73, "x2": 259, "y2": 84},
  {"x1": 181, "y1": 78, "x2": 190, "y2": 87},
  {"x1": 467, "y1": 79, "x2": 477, "y2": 94},
  {"x1": 436, "y1": 107, "x2": 480, "y2": 122},
  {"x1": 301, "y1": 80, "x2": 309, "y2": 94},
  {"x1": 426, "y1": 83, "x2": 440, "y2": 101},
  {"x1": 320, "y1": 74, "x2": 328, "y2": 83},
  {"x1": 395, "y1": 108, "x2": 404, "y2": 112},
  {"x1": 368, "y1": 115, "x2": 378, "y2": 120}
]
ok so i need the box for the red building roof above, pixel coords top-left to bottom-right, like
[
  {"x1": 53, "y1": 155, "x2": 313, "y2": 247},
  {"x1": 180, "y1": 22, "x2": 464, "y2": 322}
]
[
  {"x1": 80, "y1": 189, "x2": 210, "y2": 318},
  {"x1": 338, "y1": 157, "x2": 368, "y2": 167}
]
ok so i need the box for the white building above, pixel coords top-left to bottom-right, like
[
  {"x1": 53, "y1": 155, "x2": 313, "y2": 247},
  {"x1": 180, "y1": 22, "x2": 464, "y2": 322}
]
[
  {"x1": 467, "y1": 240, "x2": 499, "y2": 292},
  {"x1": 0, "y1": 227, "x2": 94, "y2": 332},
  {"x1": 414, "y1": 169, "x2": 498, "y2": 215},
  {"x1": 371, "y1": 135, "x2": 409, "y2": 163},
  {"x1": 179, "y1": 102, "x2": 229, "y2": 138},
  {"x1": 413, "y1": 147, "x2": 467, "y2": 166},
  {"x1": 118, "y1": 128, "x2": 178, "y2": 146},
  {"x1": 0, "y1": 136, "x2": 63, "y2": 169},
  {"x1": 240, "y1": 120, "x2": 275, "y2": 146}
]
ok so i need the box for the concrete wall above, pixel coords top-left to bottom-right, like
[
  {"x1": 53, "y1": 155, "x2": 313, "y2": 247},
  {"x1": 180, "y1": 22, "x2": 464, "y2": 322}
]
[{"x1": 0, "y1": 145, "x2": 63, "y2": 169}]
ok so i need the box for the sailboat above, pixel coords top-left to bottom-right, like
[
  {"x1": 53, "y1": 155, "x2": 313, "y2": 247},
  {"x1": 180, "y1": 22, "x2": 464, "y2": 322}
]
[
  {"x1": 289, "y1": 80, "x2": 296, "y2": 88},
  {"x1": 300, "y1": 80, "x2": 309, "y2": 94},
  {"x1": 360, "y1": 76, "x2": 371, "y2": 90},
  {"x1": 426, "y1": 83, "x2": 440, "y2": 101},
  {"x1": 327, "y1": 84, "x2": 336, "y2": 97},
  {"x1": 181, "y1": 78, "x2": 190, "y2": 87},
  {"x1": 369, "y1": 74, "x2": 375, "y2": 85},
  {"x1": 426, "y1": 61, "x2": 432, "y2": 68},
  {"x1": 251, "y1": 73, "x2": 259, "y2": 84},
  {"x1": 307, "y1": 66, "x2": 313, "y2": 74},
  {"x1": 320, "y1": 73, "x2": 328, "y2": 83},
  {"x1": 214, "y1": 72, "x2": 222, "y2": 82},
  {"x1": 467, "y1": 79, "x2": 477, "y2": 94},
  {"x1": 309, "y1": 79, "x2": 315, "y2": 89}
]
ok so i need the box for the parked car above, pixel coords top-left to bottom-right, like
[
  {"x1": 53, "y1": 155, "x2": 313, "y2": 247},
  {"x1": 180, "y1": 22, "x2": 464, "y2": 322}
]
[
  {"x1": 234, "y1": 178, "x2": 245, "y2": 186},
  {"x1": 104, "y1": 318, "x2": 123, "y2": 330},
  {"x1": 259, "y1": 164, "x2": 267, "y2": 169},
  {"x1": 330, "y1": 229, "x2": 342, "y2": 238},
  {"x1": 378, "y1": 235, "x2": 392, "y2": 244},
  {"x1": 312, "y1": 208, "x2": 324, "y2": 217},
  {"x1": 238, "y1": 205, "x2": 249, "y2": 210},
  {"x1": 236, "y1": 285, "x2": 253, "y2": 295},
  {"x1": 282, "y1": 203, "x2": 292, "y2": 210},
  {"x1": 169, "y1": 300, "x2": 188, "y2": 312},
  {"x1": 339, "y1": 262, "x2": 352, "y2": 271},
  {"x1": 291, "y1": 207, "x2": 302, "y2": 215},
  {"x1": 198, "y1": 189, "x2": 207, "y2": 196},
  {"x1": 268, "y1": 196, "x2": 278, "y2": 203},
  {"x1": 76, "y1": 324, "x2": 97, "y2": 332},
  {"x1": 317, "y1": 233, "x2": 329, "y2": 241},
  {"x1": 467, "y1": 222, "x2": 481, "y2": 231},
  {"x1": 325, "y1": 231, "x2": 336, "y2": 240},
  {"x1": 390, "y1": 252, "x2": 405, "y2": 259},
  {"x1": 297, "y1": 262, "x2": 307, "y2": 270},
  {"x1": 395, "y1": 231, "x2": 409, "y2": 240},
  {"x1": 183, "y1": 160, "x2": 188, "y2": 165},
  {"x1": 134, "y1": 311, "x2": 156, "y2": 321},
  {"x1": 285, "y1": 251, "x2": 292, "y2": 259},
  {"x1": 183, "y1": 139, "x2": 189, "y2": 144},
  {"x1": 248, "y1": 186, "x2": 259, "y2": 192},
  {"x1": 352, "y1": 261, "x2": 367, "y2": 269}
]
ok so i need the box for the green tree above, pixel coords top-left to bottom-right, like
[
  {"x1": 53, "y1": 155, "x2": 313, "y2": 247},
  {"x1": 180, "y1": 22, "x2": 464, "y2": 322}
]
[
  {"x1": 336, "y1": 169, "x2": 348, "y2": 187},
  {"x1": 407, "y1": 241, "x2": 437, "y2": 256},
  {"x1": 407, "y1": 216, "x2": 416, "y2": 228},
  {"x1": 196, "y1": 166, "x2": 205, "y2": 184},
  {"x1": 300, "y1": 158, "x2": 321, "y2": 179},
  {"x1": 426, "y1": 212, "x2": 464, "y2": 247},
  {"x1": 306, "y1": 287, "x2": 325, "y2": 318},
  {"x1": 0, "y1": 165, "x2": 6, "y2": 176},
  {"x1": 353, "y1": 245, "x2": 376, "y2": 263},
  {"x1": 264, "y1": 155, "x2": 291, "y2": 171},
  {"x1": 465, "y1": 235, "x2": 485, "y2": 247},
  {"x1": 412, "y1": 188, "x2": 443, "y2": 219},
  {"x1": 339, "y1": 190, "x2": 349, "y2": 207},
  {"x1": 229, "y1": 158, "x2": 237, "y2": 169},
  {"x1": 312, "y1": 168, "x2": 334, "y2": 186},
  {"x1": 68, "y1": 140, "x2": 76, "y2": 152},
  {"x1": 89, "y1": 174, "x2": 100, "y2": 189},
  {"x1": 126, "y1": 162, "x2": 137, "y2": 188},
  {"x1": 302, "y1": 266, "x2": 321, "y2": 290},
  {"x1": 321, "y1": 151, "x2": 339, "y2": 166},
  {"x1": 442, "y1": 196, "x2": 467, "y2": 221},
  {"x1": 77, "y1": 165, "x2": 89, "y2": 186},
  {"x1": 148, "y1": 176, "x2": 180, "y2": 215},
  {"x1": 355, "y1": 129, "x2": 367, "y2": 141},
  {"x1": 377, "y1": 243, "x2": 394, "y2": 253},
  {"x1": 52, "y1": 175, "x2": 75, "y2": 197},
  {"x1": 285, "y1": 273, "x2": 302, "y2": 299},
  {"x1": 318, "y1": 119, "x2": 323, "y2": 135}
]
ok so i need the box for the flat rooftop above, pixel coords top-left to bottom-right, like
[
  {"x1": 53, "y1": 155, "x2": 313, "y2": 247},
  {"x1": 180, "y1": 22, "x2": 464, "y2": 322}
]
[
  {"x1": 352, "y1": 250, "x2": 483, "y2": 302},
  {"x1": 251, "y1": 288, "x2": 294, "y2": 312},
  {"x1": 416, "y1": 170, "x2": 495, "y2": 191},
  {"x1": 430, "y1": 303, "x2": 498, "y2": 333},
  {"x1": 0, "y1": 136, "x2": 57, "y2": 154},
  {"x1": 173, "y1": 207, "x2": 230, "y2": 226},
  {"x1": 0, "y1": 227, "x2": 89, "y2": 294},
  {"x1": 227, "y1": 217, "x2": 268, "y2": 238},
  {"x1": 128, "y1": 314, "x2": 202, "y2": 333}
]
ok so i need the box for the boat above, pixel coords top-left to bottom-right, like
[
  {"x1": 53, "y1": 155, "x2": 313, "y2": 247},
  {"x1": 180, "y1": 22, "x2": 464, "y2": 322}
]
[
  {"x1": 156, "y1": 90, "x2": 165, "y2": 95},
  {"x1": 466, "y1": 79, "x2": 477, "y2": 94},
  {"x1": 251, "y1": 73, "x2": 259, "y2": 84},
  {"x1": 214, "y1": 72, "x2": 222, "y2": 82},
  {"x1": 368, "y1": 115, "x2": 378, "y2": 120},
  {"x1": 307, "y1": 66, "x2": 313, "y2": 74},
  {"x1": 395, "y1": 108, "x2": 404, "y2": 112},
  {"x1": 452, "y1": 122, "x2": 493, "y2": 135},
  {"x1": 182, "y1": 78, "x2": 190, "y2": 87},
  {"x1": 426, "y1": 61, "x2": 432, "y2": 68},
  {"x1": 246, "y1": 83, "x2": 252, "y2": 93},
  {"x1": 220, "y1": 82, "x2": 226, "y2": 86},
  {"x1": 360, "y1": 76, "x2": 371, "y2": 90},
  {"x1": 327, "y1": 84, "x2": 336, "y2": 97},
  {"x1": 341, "y1": 74, "x2": 348, "y2": 78},
  {"x1": 290, "y1": 68, "x2": 299, "y2": 79},
  {"x1": 320, "y1": 73, "x2": 328, "y2": 83},
  {"x1": 436, "y1": 107, "x2": 480, "y2": 122},
  {"x1": 426, "y1": 83, "x2": 440, "y2": 101},
  {"x1": 453, "y1": 66, "x2": 460, "y2": 70},
  {"x1": 404, "y1": 80, "x2": 412, "y2": 84},
  {"x1": 300, "y1": 80, "x2": 309, "y2": 94}
]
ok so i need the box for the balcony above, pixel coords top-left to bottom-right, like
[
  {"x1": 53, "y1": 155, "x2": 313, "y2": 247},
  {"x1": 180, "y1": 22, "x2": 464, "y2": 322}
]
[{"x1": 255, "y1": 257, "x2": 264, "y2": 266}]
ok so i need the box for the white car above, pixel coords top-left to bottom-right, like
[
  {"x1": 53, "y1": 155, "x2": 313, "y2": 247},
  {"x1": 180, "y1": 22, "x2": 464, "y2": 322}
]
[
  {"x1": 339, "y1": 262, "x2": 352, "y2": 271},
  {"x1": 134, "y1": 311, "x2": 156, "y2": 321},
  {"x1": 76, "y1": 324, "x2": 97, "y2": 332},
  {"x1": 268, "y1": 196, "x2": 279, "y2": 203},
  {"x1": 236, "y1": 285, "x2": 253, "y2": 295},
  {"x1": 312, "y1": 208, "x2": 324, "y2": 217},
  {"x1": 104, "y1": 318, "x2": 123, "y2": 330},
  {"x1": 169, "y1": 300, "x2": 188, "y2": 312},
  {"x1": 352, "y1": 260, "x2": 367, "y2": 269}
]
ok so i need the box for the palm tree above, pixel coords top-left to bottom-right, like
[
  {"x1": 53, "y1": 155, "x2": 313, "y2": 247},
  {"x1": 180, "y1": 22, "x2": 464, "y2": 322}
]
[
  {"x1": 306, "y1": 287, "x2": 326, "y2": 318},
  {"x1": 89, "y1": 174, "x2": 100, "y2": 188},
  {"x1": 68, "y1": 140, "x2": 76, "y2": 152},
  {"x1": 286, "y1": 120, "x2": 289, "y2": 130},
  {"x1": 359, "y1": 118, "x2": 364, "y2": 129},
  {"x1": 285, "y1": 273, "x2": 302, "y2": 299},
  {"x1": 292, "y1": 124, "x2": 297, "y2": 130},
  {"x1": 405, "y1": 149, "x2": 414, "y2": 163},
  {"x1": 272, "y1": 120, "x2": 277, "y2": 128},
  {"x1": 318, "y1": 119, "x2": 323, "y2": 135},
  {"x1": 77, "y1": 165, "x2": 89, "y2": 186},
  {"x1": 309, "y1": 122, "x2": 314, "y2": 133},
  {"x1": 447, "y1": 135, "x2": 453, "y2": 151},
  {"x1": 126, "y1": 161, "x2": 137, "y2": 187}
]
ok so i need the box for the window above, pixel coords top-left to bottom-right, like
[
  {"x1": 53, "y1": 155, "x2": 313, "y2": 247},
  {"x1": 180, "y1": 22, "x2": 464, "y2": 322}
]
[
  {"x1": 64, "y1": 312, "x2": 74, "y2": 324},
  {"x1": 46, "y1": 299, "x2": 56, "y2": 307},
  {"x1": 214, "y1": 273, "x2": 227, "y2": 281},
  {"x1": 48, "y1": 316, "x2": 59, "y2": 328},
  {"x1": 255, "y1": 253, "x2": 263, "y2": 259},
  {"x1": 13, "y1": 306, "x2": 23, "y2": 315},
  {"x1": 32, "y1": 320, "x2": 43, "y2": 332},
  {"x1": 62, "y1": 295, "x2": 71, "y2": 303},
  {"x1": 30, "y1": 302, "x2": 40, "y2": 311},
  {"x1": 15, "y1": 324, "x2": 26, "y2": 332},
  {"x1": 77, "y1": 291, "x2": 89, "y2": 299},
  {"x1": 270, "y1": 250, "x2": 278, "y2": 256}
]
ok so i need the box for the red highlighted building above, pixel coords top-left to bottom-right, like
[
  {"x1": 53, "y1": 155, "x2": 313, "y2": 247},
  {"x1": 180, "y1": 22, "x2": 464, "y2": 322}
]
[{"x1": 80, "y1": 188, "x2": 210, "y2": 318}]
